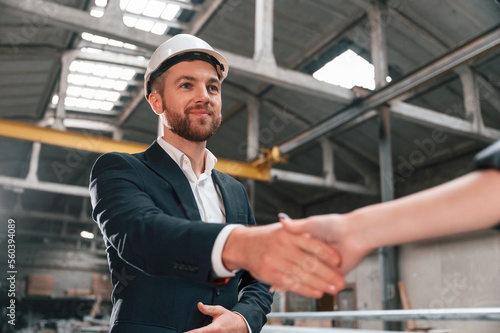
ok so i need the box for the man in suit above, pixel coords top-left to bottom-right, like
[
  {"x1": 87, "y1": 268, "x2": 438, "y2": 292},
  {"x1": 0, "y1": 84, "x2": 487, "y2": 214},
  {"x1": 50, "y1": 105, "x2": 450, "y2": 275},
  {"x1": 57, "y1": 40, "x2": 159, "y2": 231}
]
[{"x1": 90, "y1": 34, "x2": 344, "y2": 332}]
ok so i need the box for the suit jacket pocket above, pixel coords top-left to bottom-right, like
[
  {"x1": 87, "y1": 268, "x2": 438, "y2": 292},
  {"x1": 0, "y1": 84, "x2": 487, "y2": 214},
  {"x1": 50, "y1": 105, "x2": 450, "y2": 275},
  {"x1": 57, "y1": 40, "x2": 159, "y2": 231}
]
[{"x1": 236, "y1": 213, "x2": 248, "y2": 224}]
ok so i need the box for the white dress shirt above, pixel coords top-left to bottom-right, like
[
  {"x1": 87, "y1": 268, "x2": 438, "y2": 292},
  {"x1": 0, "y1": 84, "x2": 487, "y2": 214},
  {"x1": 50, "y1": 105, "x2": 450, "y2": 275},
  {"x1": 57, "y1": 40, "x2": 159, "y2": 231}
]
[
  {"x1": 156, "y1": 137, "x2": 242, "y2": 278},
  {"x1": 157, "y1": 138, "x2": 251, "y2": 332}
]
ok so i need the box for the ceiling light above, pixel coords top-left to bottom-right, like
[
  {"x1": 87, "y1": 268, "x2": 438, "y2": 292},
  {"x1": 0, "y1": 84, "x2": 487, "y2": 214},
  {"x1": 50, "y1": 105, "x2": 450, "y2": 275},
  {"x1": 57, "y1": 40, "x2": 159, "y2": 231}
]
[
  {"x1": 108, "y1": 39, "x2": 124, "y2": 47},
  {"x1": 91, "y1": 35, "x2": 109, "y2": 45},
  {"x1": 65, "y1": 97, "x2": 78, "y2": 107},
  {"x1": 90, "y1": 8, "x2": 104, "y2": 18},
  {"x1": 100, "y1": 101, "x2": 115, "y2": 111},
  {"x1": 106, "y1": 91, "x2": 121, "y2": 102},
  {"x1": 120, "y1": 0, "x2": 130, "y2": 10},
  {"x1": 100, "y1": 79, "x2": 116, "y2": 89},
  {"x1": 143, "y1": 0, "x2": 166, "y2": 18},
  {"x1": 51, "y1": 95, "x2": 59, "y2": 105},
  {"x1": 120, "y1": 68, "x2": 136, "y2": 81},
  {"x1": 80, "y1": 231, "x2": 94, "y2": 239},
  {"x1": 95, "y1": 0, "x2": 108, "y2": 7},
  {"x1": 135, "y1": 18, "x2": 155, "y2": 32},
  {"x1": 123, "y1": 15, "x2": 137, "y2": 27},
  {"x1": 113, "y1": 81, "x2": 128, "y2": 91},
  {"x1": 125, "y1": 0, "x2": 147, "y2": 14},
  {"x1": 86, "y1": 77, "x2": 102, "y2": 87},
  {"x1": 81, "y1": 32, "x2": 93, "y2": 41},
  {"x1": 161, "y1": 4, "x2": 180, "y2": 21},
  {"x1": 88, "y1": 100, "x2": 101, "y2": 110},
  {"x1": 106, "y1": 66, "x2": 123, "y2": 79},
  {"x1": 76, "y1": 98, "x2": 90, "y2": 108},
  {"x1": 66, "y1": 86, "x2": 82, "y2": 97},
  {"x1": 151, "y1": 22, "x2": 168, "y2": 35},
  {"x1": 81, "y1": 47, "x2": 103, "y2": 54},
  {"x1": 124, "y1": 43, "x2": 137, "y2": 50},
  {"x1": 80, "y1": 88, "x2": 96, "y2": 99},
  {"x1": 93, "y1": 90, "x2": 108, "y2": 100}
]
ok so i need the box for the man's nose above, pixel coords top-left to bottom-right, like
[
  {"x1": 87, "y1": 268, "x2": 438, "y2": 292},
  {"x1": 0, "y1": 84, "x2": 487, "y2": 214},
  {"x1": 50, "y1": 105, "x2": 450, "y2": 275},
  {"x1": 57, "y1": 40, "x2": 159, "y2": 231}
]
[{"x1": 194, "y1": 85, "x2": 210, "y2": 103}]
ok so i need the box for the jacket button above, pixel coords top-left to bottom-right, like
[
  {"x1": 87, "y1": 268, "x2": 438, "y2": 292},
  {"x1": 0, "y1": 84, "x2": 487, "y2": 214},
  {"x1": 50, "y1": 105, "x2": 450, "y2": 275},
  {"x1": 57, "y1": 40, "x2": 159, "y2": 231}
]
[{"x1": 215, "y1": 288, "x2": 221, "y2": 296}]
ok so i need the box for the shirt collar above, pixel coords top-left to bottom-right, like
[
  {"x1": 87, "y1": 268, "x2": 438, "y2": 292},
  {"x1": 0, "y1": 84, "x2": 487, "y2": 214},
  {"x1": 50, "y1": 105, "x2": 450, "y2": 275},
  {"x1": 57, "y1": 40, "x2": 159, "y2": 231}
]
[{"x1": 156, "y1": 136, "x2": 218, "y2": 177}]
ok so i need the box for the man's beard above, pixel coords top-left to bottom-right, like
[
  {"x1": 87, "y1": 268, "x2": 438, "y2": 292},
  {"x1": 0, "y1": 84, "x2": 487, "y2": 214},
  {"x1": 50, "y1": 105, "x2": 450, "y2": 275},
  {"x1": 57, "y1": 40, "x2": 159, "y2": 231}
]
[{"x1": 161, "y1": 102, "x2": 221, "y2": 142}]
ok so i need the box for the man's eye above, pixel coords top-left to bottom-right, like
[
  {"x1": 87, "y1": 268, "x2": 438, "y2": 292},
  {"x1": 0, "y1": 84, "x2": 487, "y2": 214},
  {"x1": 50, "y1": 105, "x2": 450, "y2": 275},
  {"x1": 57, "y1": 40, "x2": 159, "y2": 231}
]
[
  {"x1": 208, "y1": 85, "x2": 219, "y2": 92},
  {"x1": 181, "y1": 83, "x2": 191, "y2": 89}
]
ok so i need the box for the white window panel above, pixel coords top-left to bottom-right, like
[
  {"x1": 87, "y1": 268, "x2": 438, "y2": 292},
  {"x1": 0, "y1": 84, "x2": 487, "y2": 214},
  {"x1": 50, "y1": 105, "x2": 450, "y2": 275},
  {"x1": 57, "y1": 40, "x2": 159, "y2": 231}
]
[
  {"x1": 161, "y1": 3, "x2": 180, "y2": 21},
  {"x1": 126, "y1": 0, "x2": 147, "y2": 14},
  {"x1": 143, "y1": 0, "x2": 166, "y2": 18},
  {"x1": 135, "y1": 18, "x2": 155, "y2": 32},
  {"x1": 151, "y1": 22, "x2": 168, "y2": 35}
]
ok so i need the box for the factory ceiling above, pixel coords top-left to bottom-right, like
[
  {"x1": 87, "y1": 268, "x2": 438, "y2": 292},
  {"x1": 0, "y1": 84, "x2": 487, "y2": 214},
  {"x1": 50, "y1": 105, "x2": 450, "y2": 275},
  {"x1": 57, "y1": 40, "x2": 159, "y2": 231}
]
[{"x1": 0, "y1": 0, "x2": 499, "y2": 254}]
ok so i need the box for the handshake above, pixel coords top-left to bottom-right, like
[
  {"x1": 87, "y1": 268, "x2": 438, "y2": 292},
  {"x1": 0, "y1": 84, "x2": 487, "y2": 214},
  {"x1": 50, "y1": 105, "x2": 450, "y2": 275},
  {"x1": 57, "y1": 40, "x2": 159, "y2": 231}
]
[
  {"x1": 221, "y1": 212, "x2": 367, "y2": 298},
  {"x1": 221, "y1": 168, "x2": 500, "y2": 298}
]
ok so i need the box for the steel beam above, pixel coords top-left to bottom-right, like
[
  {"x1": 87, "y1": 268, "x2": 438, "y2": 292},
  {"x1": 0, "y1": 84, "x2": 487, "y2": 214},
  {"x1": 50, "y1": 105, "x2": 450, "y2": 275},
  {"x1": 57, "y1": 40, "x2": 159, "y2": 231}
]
[
  {"x1": 390, "y1": 101, "x2": 500, "y2": 141},
  {"x1": 0, "y1": 119, "x2": 272, "y2": 181},
  {"x1": 457, "y1": 66, "x2": 484, "y2": 132},
  {"x1": 267, "y1": 307, "x2": 500, "y2": 321},
  {"x1": 278, "y1": 24, "x2": 500, "y2": 154},
  {"x1": 0, "y1": 175, "x2": 90, "y2": 197},
  {"x1": 270, "y1": 169, "x2": 377, "y2": 196},
  {"x1": 263, "y1": 327, "x2": 406, "y2": 333},
  {"x1": 477, "y1": 74, "x2": 500, "y2": 114}
]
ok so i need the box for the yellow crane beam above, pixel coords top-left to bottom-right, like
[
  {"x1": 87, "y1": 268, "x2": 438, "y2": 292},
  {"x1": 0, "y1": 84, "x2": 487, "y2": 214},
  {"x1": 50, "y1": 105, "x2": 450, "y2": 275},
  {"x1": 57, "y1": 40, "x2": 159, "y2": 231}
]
[{"x1": 0, "y1": 119, "x2": 271, "y2": 181}]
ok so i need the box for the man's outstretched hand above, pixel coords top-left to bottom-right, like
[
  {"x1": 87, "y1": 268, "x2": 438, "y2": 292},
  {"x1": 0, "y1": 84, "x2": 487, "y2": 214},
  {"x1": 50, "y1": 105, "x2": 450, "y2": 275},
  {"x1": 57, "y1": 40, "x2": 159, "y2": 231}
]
[
  {"x1": 183, "y1": 302, "x2": 248, "y2": 333},
  {"x1": 222, "y1": 223, "x2": 345, "y2": 298}
]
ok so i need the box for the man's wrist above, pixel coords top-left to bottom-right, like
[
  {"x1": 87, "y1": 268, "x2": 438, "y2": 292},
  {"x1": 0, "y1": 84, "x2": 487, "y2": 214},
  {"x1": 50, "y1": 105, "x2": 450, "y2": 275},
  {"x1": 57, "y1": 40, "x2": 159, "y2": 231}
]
[{"x1": 221, "y1": 226, "x2": 248, "y2": 271}]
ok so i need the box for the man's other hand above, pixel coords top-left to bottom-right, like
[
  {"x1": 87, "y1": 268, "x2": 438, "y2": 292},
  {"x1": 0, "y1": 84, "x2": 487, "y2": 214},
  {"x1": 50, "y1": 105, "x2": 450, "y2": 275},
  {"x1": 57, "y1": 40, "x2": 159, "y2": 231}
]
[{"x1": 183, "y1": 302, "x2": 248, "y2": 333}]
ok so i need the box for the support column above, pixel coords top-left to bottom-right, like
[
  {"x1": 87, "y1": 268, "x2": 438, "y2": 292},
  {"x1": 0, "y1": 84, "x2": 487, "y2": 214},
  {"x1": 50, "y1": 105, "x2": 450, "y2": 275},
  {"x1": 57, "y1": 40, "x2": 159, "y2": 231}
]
[
  {"x1": 457, "y1": 66, "x2": 484, "y2": 133},
  {"x1": 369, "y1": 1, "x2": 400, "y2": 330},
  {"x1": 254, "y1": 0, "x2": 277, "y2": 68},
  {"x1": 320, "y1": 138, "x2": 335, "y2": 185},
  {"x1": 246, "y1": 98, "x2": 260, "y2": 209}
]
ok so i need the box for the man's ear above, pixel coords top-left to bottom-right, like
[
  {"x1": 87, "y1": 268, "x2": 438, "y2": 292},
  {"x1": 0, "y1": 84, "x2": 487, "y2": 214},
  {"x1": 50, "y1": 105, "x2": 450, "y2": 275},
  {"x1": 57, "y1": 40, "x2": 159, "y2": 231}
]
[{"x1": 148, "y1": 92, "x2": 163, "y2": 115}]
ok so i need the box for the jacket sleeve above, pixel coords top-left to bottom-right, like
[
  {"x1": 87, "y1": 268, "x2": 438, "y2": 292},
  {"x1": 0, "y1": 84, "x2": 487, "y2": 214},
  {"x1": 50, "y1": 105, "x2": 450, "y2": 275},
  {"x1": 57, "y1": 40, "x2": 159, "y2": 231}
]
[
  {"x1": 473, "y1": 140, "x2": 500, "y2": 231},
  {"x1": 229, "y1": 182, "x2": 273, "y2": 333},
  {"x1": 89, "y1": 152, "x2": 226, "y2": 283}
]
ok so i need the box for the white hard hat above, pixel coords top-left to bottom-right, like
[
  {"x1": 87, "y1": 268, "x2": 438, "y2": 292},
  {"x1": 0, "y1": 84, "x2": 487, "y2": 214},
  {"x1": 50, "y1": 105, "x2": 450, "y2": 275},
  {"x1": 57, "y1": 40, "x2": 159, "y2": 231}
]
[{"x1": 144, "y1": 34, "x2": 229, "y2": 99}]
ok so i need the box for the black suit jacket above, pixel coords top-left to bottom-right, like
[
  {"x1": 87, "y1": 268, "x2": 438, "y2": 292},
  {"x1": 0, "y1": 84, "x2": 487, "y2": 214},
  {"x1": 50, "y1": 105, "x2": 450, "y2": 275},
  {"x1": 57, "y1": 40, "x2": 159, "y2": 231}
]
[{"x1": 89, "y1": 141, "x2": 272, "y2": 332}]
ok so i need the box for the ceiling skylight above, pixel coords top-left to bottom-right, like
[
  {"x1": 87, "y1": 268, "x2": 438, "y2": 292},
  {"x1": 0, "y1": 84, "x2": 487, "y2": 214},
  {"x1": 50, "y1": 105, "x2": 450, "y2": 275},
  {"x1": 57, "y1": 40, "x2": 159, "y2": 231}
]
[
  {"x1": 63, "y1": 60, "x2": 137, "y2": 112},
  {"x1": 81, "y1": 32, "x2": 137, "y2": 50},
  {"x1": 90, "y1": 0, "x2": 181, "y2": 36},
  {"x1": 313, "y1": 49, "x2": 376, "y2": 90}
]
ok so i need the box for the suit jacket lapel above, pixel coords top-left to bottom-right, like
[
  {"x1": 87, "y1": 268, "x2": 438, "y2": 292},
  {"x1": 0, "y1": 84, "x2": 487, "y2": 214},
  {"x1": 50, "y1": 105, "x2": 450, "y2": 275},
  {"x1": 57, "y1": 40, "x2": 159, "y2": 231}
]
[
  {"x1": 212, "y1": 170, "x2": 239, "y2": 225},
  {"x1": 141, "y1": 141, "x2": 201, "y2": 221}
]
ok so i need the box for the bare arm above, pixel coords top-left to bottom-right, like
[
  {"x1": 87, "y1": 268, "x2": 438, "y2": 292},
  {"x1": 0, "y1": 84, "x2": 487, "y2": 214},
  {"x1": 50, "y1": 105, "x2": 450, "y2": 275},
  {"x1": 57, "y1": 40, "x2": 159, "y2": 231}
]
[{"x1": 284, "y1": 169, "x2": 500, "y2": 274}]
